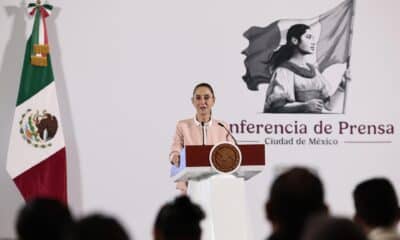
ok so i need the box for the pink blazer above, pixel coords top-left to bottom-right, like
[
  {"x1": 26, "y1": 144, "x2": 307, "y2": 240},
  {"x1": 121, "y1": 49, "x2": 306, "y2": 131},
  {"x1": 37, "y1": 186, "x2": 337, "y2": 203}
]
[{"x1": 169, "y1": 118, "x2": 233, "y2": 160}]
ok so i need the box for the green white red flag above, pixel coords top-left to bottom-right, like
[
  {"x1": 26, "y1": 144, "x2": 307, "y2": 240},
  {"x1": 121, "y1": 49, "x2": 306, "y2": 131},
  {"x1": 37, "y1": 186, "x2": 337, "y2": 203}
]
[{"x1": 6, "y1": 2, "x2": 67, "y2": 203}]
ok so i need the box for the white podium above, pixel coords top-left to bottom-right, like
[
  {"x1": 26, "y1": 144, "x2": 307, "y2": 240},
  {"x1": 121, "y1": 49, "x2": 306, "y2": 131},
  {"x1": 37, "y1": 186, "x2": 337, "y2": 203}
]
[{"x1": 170, "y1": 143, "x2": 265, "y2": 240}]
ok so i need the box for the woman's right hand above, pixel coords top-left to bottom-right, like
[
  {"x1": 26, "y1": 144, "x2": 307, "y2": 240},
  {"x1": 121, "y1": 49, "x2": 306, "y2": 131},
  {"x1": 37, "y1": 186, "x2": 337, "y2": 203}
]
[
  {"x1": 170, "y1": 154, "x2": 180, "y2": 167},
  {"x1": 176, "y1": 181, "x2": 188, "y2": 194},
  {"x1": 305, "y1": 99, "x2": 324, "y2": 113}
]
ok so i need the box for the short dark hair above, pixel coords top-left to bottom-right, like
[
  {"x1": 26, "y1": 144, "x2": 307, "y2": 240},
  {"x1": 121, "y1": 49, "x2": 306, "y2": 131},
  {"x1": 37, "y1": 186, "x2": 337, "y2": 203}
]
[
  {"x1": 303, "y1": 216, "x2": 367, "y2": 240},
  {"x1": 353, "y1": 178, "x2": 400, "y2": 227},
  {"x1": 266, "y1": 167, "x2": 326, "y2": 240},
  {"x1": 74, "y1": 214, "x2": 130, "y2": 240},
  {"x1": 192, "y1": 83, "x2": 215, "y2": 97},
  {"x1": 154, "y1": 196, "x2": 205, "y2": 240},
  {"x1": 16, "y1": 198, "x2": 74, "y2": 240}
]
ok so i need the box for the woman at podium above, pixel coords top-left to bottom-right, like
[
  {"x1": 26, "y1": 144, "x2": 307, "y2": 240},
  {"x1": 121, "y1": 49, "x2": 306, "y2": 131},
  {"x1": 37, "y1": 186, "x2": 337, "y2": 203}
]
[{"x1": 169, "y1": 83, "x2": 233, "y2": 193}]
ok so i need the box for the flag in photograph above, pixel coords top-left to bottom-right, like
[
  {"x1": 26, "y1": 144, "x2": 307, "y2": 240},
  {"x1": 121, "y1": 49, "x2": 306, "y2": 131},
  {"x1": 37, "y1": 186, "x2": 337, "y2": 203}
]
[
  {"x1": 242, "y1": 0, "x2": 355, "y2": 90},
  {"x1": 6, "y1": 2, "x2": 67, "y2": 203}
]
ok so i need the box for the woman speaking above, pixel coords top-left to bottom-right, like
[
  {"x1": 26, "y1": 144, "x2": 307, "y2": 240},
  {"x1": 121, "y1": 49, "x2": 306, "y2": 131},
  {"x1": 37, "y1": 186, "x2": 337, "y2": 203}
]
[{"x1": 169, "y1": 83, "x2": 233, "y2": 193}]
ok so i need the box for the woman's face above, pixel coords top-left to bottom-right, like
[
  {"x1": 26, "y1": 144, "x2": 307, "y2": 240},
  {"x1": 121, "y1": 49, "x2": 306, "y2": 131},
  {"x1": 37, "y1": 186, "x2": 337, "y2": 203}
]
[
  {"x1": 298, "y1": 29, "x2": 316, "y2": 55},
  {"x1": 192, "y1": 86, "x2": 215, "y2": 116}
]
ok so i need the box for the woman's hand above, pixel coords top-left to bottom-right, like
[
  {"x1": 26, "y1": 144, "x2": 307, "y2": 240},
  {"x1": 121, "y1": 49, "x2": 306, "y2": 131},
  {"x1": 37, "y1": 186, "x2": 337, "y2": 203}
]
[
  {"x1": 176, "y1": 181, "x2": 187, "y2": 194},
  {"x1": 305, "y1": 99, "x2": 324, "y2": 113},
  {"x1": 339, "y1": 68, "x2": 351, "y2": 90},
  {"x1": 343, "y1": 68, "x2": 351, "y2": 81},
  {"x1": 170, "y1": 155, "x2": 180, "y2": 167}
]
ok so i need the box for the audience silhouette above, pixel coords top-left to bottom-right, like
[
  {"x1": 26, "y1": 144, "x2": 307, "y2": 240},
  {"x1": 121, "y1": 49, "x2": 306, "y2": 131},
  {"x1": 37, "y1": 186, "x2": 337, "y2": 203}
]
[
  {"x1": 353, "y1": 178, "x2": 400, "y2": 240},
  {"x1": 153, "y1": 196, "x2": 205, "y2": 240},
  {"x1": 73, "y1": 214, "x2": 130, "y2": 240},
  {"x1": 16, "y1": 198, "x2": 74, "y2": 240},
  {"x1": 265, "y1": 167, "x2": 328, "y2": 240},
  {"x1": 303, "y1": 216, "x2": 367, "y2": 240},
  {"x1": 10, "y1": 172, "x2": 400, "y2": 240}
]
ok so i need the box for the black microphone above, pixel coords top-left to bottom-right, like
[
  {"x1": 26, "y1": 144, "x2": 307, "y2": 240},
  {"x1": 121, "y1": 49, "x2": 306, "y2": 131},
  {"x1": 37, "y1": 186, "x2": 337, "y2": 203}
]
[
  {"x1": 201, "y1": 122, "x2": 205, "y2": 146},
  {"x1": 218, "y1": 122, "x2": 238, "y2": 146}
]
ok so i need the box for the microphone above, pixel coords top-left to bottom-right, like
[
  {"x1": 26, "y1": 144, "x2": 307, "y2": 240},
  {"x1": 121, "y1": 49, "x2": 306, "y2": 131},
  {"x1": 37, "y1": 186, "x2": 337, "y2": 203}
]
[
  {"x1": 201, "y1": 122, "x2": 205, "y2": 146},
  {"x1": 218, "y1": 122, "x2": 238, "y2": 146}
]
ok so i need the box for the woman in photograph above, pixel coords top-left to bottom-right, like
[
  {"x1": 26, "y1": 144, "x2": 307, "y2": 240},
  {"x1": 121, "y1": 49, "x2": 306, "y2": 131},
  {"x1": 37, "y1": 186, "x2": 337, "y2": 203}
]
[
  {"x1": 263, "y1": 24, "x2": 348, "y2": 113},
  {"x1": 169, "y1": 83, "x2": 233, "y2": 193}
]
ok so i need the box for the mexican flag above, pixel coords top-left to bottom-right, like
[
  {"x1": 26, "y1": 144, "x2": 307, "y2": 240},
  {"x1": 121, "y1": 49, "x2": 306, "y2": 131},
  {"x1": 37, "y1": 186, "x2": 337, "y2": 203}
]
[
  {"x1": 6, "y1": 2, "x2": 67, "y2": 203},
  {"x1": 242, "y1": 0, "x2": 355, "y2": 90}
]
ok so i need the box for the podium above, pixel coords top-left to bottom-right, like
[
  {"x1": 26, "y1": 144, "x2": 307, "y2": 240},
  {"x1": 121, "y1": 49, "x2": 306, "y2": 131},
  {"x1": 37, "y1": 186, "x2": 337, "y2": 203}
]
[{"x1": 171, "y1": 143, "x2": 265, "y2": 240}]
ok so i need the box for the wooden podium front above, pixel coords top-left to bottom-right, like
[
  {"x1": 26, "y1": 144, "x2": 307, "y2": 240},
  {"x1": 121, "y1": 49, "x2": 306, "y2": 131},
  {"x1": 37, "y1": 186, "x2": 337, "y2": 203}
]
[
  {"x1": 170, "y1": 143, "x2": 266, "y2": 240},
  {"x1": 171, "y1": 144, "x2": 265, "y2": 181}
]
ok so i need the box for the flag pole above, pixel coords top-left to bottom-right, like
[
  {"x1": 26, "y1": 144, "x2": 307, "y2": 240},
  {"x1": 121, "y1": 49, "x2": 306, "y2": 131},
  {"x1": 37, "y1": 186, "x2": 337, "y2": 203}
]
[{"x1": 342, "y1": 0, "x2": 356, "y2": 114}]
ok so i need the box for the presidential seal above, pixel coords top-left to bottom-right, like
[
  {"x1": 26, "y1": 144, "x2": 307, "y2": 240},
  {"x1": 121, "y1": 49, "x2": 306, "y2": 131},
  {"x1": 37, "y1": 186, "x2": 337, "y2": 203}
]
[
  {"x1": 209, "y1": 142, "x2": 242, "y2": 174},
  {"x1": 19, "y1": 109, "x2": 58, "y2": 148}
]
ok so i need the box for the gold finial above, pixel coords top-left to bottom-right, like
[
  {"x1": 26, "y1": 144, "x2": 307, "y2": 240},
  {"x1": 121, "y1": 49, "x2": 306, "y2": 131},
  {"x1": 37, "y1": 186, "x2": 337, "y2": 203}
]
[{"x1": 36, "y1": 0, "x2": 41, "y2": 5}]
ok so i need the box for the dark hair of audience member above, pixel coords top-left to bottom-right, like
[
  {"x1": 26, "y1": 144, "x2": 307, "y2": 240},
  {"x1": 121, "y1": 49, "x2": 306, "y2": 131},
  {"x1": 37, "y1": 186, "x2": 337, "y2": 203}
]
[
  {"x1": 266, "y1": 167, "x2": 327, "y2": 240},
  {"x1": 16, "y1": 197, "x2": 74, "y2": 240},
  {"x1": 154, "y1": 196, "x2": 205, "y2": 240},
  {"x1": 353, "y1": 177, "x2": 400, "y2": 228},
  {"x1": 73, "y1": 214, "x2": 130, "y2": 240},
  {"x1": 302, "y1": 216, "x2": 367, "y2": 240}
]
